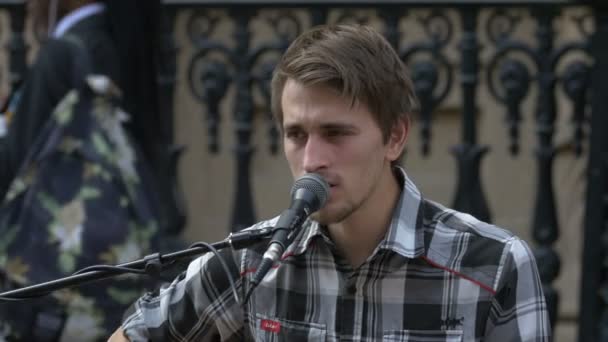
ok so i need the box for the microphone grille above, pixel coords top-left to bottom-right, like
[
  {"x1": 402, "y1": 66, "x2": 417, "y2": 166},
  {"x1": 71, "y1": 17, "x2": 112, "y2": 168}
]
[{"x1": 290, "y1": 173, "x2": 330, "y2": 210}]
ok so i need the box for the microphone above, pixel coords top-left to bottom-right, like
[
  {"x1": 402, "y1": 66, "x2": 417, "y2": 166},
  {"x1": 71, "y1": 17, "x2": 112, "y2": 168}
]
[{"x1": 250, "y1": 173, "x2": 329, "y2": 288}]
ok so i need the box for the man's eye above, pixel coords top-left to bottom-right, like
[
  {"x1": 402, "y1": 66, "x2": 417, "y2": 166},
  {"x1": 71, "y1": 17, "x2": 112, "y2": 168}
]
[
  {"x1": 326, "y1": 129, "x2": 349, "y2": 137},
  {"x1": 286, "y1": 131, "x2": 305, "y2": 140}
]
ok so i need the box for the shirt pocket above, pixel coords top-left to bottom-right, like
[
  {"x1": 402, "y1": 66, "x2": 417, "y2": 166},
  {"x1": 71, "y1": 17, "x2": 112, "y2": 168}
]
[
  {"x1": 254, "y1": 314, "x2": 326, "y2": 342},
  {"x1": 383, "y1": 329, "x2": 463, "y2": 342}
]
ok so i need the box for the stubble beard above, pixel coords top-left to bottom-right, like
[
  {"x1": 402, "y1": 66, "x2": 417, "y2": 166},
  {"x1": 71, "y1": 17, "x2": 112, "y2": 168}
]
[
  {"x1": 310, "y1": 173, "x2": 381, "y2": 226},
  {"x1": 311, "y1": 207, "x2": 349, "y2": 225},
  {"x1": 310, "y1": 198, "x2": 365, "y2": 226}
]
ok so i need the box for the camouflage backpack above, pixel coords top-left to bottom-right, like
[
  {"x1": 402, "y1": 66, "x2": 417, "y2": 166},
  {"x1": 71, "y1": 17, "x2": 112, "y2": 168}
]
[{"x1": 0, "y1": 37, "x2": 161, "y2": 341}]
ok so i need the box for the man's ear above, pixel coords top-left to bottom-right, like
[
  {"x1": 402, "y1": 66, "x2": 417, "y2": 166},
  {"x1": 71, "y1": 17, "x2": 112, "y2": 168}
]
[{"x1": 386, "y1": 116, "x2": 410, "y2": 162}]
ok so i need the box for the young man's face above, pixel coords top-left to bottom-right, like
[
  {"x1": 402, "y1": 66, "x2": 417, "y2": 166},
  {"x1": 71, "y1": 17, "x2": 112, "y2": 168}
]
[{"x1": 281, "y1": 79, "x2": 406, "y2": 225}]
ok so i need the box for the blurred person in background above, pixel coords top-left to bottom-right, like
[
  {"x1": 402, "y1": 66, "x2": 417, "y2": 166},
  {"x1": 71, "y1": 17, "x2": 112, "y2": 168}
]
[
  {"x1": 0, "y1": 0, "x2": 165, "y2": 207},
  {"x1": 0, "y1": 1, "x2": 177, "y2": 340}
]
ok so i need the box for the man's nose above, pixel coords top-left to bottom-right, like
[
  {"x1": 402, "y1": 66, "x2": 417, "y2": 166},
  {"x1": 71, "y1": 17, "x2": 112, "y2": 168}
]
[{"x1": 302, "y1": 136, "x2": 329, "y2": 173}]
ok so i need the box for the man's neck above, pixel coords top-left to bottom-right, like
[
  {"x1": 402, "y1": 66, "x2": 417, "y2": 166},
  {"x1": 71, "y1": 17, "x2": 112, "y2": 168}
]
[{"x1": 327, "y1": 166, "x2": 402, "y2": 269}]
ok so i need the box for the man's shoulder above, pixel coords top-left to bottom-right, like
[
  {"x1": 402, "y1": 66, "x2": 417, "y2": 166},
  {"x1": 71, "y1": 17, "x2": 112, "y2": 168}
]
[
  {"x1": 423, "y1": 199, "x2": 516, "y2": 242},
  {"x1": 421, "y1": 199, "x2": 529, "y2": 293}
]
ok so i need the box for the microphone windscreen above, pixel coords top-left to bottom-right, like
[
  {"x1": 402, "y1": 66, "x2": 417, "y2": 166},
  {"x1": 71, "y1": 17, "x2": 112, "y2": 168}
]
[{"x1": 290, "y1": 173, "x2": 330, "y2": 211}]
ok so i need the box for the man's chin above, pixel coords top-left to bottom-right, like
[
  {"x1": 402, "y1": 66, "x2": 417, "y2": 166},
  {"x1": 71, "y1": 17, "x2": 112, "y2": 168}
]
[{"x1": 310, "y1": 207, "x2": 350, "y2": 225}]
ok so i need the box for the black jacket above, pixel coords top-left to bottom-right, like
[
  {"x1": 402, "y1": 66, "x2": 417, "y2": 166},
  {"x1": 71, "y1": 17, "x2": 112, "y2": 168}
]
[{"x1": 0, "y1": 13, "x2": 120, "y2": 200}]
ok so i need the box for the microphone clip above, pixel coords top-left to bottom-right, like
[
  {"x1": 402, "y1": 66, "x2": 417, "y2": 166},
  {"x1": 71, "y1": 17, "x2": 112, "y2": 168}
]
[{"x1": 226, "y1": 226, "x2": 274, "y2": 250}]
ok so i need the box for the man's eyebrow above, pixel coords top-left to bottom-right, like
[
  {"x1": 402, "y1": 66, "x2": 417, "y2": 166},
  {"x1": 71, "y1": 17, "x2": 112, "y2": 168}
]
[
  {"x1": 282, "y1": 122, "x2": 360, "y2": 132},
  {"x1": 320, "y1": 123, "x2": 360, "y2": 132},
  {"x1": 283, "y1": 123, "x2": 303, "y2": 131}
]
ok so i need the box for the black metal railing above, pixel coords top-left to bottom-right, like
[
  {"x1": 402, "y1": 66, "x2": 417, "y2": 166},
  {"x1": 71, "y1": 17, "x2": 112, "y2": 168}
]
[
  {"x1": 579, "y1": 6, "x2": 608, "y2": 342},
  {"x1": 0, "y1": 1, "x2": 606, "y2": 341}
]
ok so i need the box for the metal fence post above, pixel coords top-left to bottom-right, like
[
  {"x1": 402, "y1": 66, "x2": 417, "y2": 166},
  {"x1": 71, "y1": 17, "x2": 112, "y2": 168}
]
[{"x1": 578, "y1": 3, "x2": 608, "y2": 341}]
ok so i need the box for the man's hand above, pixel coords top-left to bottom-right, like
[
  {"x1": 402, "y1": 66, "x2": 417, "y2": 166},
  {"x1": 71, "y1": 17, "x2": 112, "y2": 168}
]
[{"x1": 108, "y1": 328, "x2": 129, "y2": 342}]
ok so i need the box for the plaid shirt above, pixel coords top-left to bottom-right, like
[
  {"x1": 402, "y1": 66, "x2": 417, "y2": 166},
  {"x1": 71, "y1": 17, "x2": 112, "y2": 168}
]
[{"x1": 122, "y1": 168, "x2": 550, "y2": 341}]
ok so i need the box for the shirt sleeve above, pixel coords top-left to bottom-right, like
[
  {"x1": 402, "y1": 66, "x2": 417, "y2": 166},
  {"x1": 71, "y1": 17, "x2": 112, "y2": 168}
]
[
  {"x1": 484, "y1": 237, "x2": 551, "y2": 341},
  {"x1": 121, "y1": 250, "x2": 246, "y2": 342}
]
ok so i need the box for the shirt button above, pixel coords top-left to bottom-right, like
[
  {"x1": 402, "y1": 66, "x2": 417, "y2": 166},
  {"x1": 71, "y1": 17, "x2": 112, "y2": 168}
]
[{"x1": 346, "y1": 283, "x2": 356, "y2": 295}]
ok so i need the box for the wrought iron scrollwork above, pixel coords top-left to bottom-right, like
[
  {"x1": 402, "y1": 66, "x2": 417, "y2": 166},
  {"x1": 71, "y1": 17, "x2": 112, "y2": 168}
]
[
  {"x1": 187, "y1": 11, "x2": 231, "y2": 153},
  {"x1": 229, "y1": 9, "x2": 258, "y2": 232},
  {"x1": 310, "y1": 8, "x2": 329, "y2": 27},
  {"x1": 186, "y1": 8, "x2": 305, "y2": 231},
  {"x1": 378, "y1": 8, "x2": 405, "y2": 49},
  {"x1": 536, "y1": 10, "x2": 590, "y2": 327},
  {"x1": 555, "y1": 11, "x2": 593, "y2": 156},
  {"x1": 187, "y1": 9, "x2": 222, "y2": 45},
  {"x1": 255, "y1": 61, "x2": 279, "y2": 154},
  {"x1": 572, "y1": 11, "x2": 595, "y2": 38},
  {"x1": 191, "y1": 60, "x2": 231, "y2": 153},
  {"x1": 451, "y1": 6, "x2": 491, "y2": 223},
  {"x1": 158, "y1": 6, "x2": 187, "y2": 236},
  {"x1": 401, "y1": 10, "x2": 454, "y2": 156},
  {"x1": 266, "y1": 11, "x2": 302, "y2": 40},
  {"x1": 552, "y1": 20, "x2": 591, "y2": 157},
  {"x1": 486, "y1": 10, "x2": 532, "y2": 156},
  {"x1": 334, "y1": 9, "x2": 374, "y2": 25},
  {"x1": 486, "y1": 10, "x2": 589, "y2": 156},
  {"x1": 253, "y1": 11, "x2": 302, "y2": 155},
  {"x1": 486, "y1": 9, "x2": 521, "y2": 45},
  {"x1": 411, "y1": 60, "x2": 441, "y2": 155},
  {"x1": 494, "y1": 59, "x2": 531, "y2": 155},
  {"x1": 187, "y1": 9, "x2": 255, "y2": 231},
  {"x1": 561, "y1": 61, "x2": 590, "y2": 156},
  {"x1": 419, "y1": 10, "x2": 454, "y2": 44},
  {"x1": 486, "y1": 6, "x2": 592, "y2": 328},
  {"x1": 501, "y1": 60, "x2": 530, "y2": 155}
]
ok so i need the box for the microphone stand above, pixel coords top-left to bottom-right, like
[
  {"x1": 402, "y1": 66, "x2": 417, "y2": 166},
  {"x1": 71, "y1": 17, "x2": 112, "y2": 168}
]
[{"x1": 0, "y1": 227, "x2": 274, "y2": 300}]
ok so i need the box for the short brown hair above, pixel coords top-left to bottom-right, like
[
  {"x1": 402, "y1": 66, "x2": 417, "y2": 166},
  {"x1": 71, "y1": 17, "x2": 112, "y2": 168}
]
[{"x1": 271, "y1": 24, "x2": 418, "y2": 143}]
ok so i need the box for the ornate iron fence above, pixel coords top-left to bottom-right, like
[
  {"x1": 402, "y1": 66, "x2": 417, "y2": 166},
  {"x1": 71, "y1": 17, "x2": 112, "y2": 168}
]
[{"x1": 0, "y1": 0, "x2": 606, "y2": 341}]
